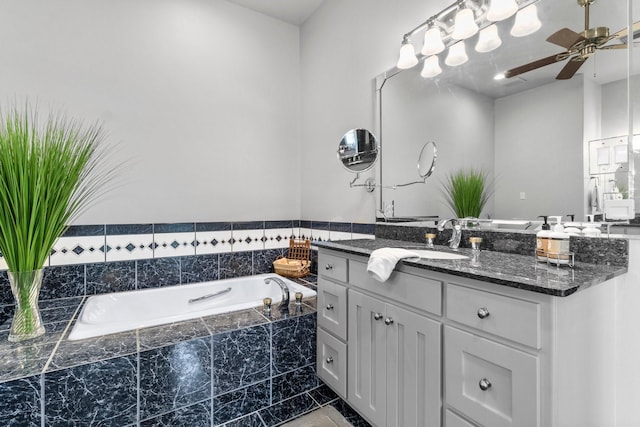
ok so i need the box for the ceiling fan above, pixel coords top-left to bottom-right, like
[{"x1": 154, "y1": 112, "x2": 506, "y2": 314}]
[{"x1": 505, "y1": 0, "x2": 639, "y2": 80}]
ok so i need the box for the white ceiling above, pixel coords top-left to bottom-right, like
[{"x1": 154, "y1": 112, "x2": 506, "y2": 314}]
[{"x1": 225, "y1": 0, "x2": 324, "y2": 25}]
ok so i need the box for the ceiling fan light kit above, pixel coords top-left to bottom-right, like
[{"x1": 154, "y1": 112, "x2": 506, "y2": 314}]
[{"x1": 395, "y1": 0, "x2": 543, "y2": 77}]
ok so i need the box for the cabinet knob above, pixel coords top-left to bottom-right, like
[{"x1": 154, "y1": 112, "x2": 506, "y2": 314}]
[
  {"x1": 326, "y1": 356, "x2": 334, "y2": 364},
  {"x1": 325, "y1": 264, "x2": 333, "y2": 270},
  {"x1": 384, "y1": 317, "x2": 394, "y2": 325},
  {"x1": 374, "y1": 313, "x2": 383, "y2": 321},
  {"x1": 477, "y1": 307, "x2": 490, "y2": 319},
  {"x1": 479, "y1": 378, "x2": 492, "y2": 391},
  {"x1": 326, "y1": 304, "x2": 334, "y2": 310}
]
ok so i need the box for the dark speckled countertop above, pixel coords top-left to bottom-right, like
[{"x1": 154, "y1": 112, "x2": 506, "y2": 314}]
[{"x1": 315, "y1": 238, "x2": 628, "y2": 297}]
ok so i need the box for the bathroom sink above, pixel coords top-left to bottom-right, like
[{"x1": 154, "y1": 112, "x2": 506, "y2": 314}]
[{"x1": 396, "y1": 249, "x2": 469, "y2": 260}]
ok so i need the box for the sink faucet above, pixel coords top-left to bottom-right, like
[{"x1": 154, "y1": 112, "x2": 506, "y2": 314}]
[
  {"x1": 437, "y1": 218, "x2": 462, "y2": 249},
  {"x1": 265, "y1": 277, "x2": 290, "y2": 309}
]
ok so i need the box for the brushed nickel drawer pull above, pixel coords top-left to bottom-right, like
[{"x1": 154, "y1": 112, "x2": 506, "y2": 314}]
[
  {"x1": 326, "y1": 356, "x2": 334, "y2": 364},
  {"x1": 325, "y1": 264, "x2": 333, "y2": 270},
  {"x1": 477, "y1": 307, "x2": 490, "y2": 319},
  {"x1": 384, "y1": 317, "x2": 394, "y2": 325},
  {"x1": 326, "y1": 304, "x2": 334, "y2": 310},
  {"x1": 479, "y1": 378, "x2": 492, "y2": 391},
  {"x1": 374, "y1": 313, "x2": 383, "y2": 321}
]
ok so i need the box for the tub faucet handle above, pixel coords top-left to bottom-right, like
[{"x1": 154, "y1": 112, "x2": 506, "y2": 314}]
[{"x1": 264, "y1": 277, "x2": 290, "y2": 309}]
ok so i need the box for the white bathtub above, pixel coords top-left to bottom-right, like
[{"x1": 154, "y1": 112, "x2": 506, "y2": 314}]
[{"x1": 68, "y1": 273, "x2": 316, "y2": 341}]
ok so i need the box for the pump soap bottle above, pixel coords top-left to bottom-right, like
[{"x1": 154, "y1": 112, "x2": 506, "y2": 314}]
[
  {"x1": 536, "y1": 216, "x2": 550, "y2": 262},
  {"x1": 547, "y1": 216, "x2": 570, "y2": 264}
]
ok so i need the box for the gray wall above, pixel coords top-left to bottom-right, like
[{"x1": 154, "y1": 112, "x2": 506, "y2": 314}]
[{"x1": 0, "y1": 0, "x2": 301, "y2": 224}]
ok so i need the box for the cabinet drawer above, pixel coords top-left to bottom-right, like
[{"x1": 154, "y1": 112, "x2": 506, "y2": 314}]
[
  {"x1": 317, "y1": 328, "x2": 347, "y2": 398},
  {"x1": 318, "y1": 252, "x2": 348, "y2": 283},
  {"x1": 349, "y1": 259, "x2": 441, "y2": 316},
  {"x1": 317, "y1": 278, "x2": 348, "y2": 340},
  {"x1": 445, "y1": 326, "x2": 539, "y2": 427},
  {"x1": 445, "y1": 410, "x2": 477, "y2": 427},
  {"x1": 447, "y1": 284, "x2": 540, "y2": 348}
]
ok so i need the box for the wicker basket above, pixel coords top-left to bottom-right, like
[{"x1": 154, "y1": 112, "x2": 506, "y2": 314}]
[{"x1": 273, "y1": 239, "x2": 311, "y2": 278}]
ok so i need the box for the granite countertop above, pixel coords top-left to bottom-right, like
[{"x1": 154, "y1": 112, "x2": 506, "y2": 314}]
[{"x1": 315, "y1": 238, "x2": 628, "y2": 297}]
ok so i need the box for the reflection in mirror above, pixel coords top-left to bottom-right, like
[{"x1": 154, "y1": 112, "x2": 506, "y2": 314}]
[
  {"x1": 376, "y1": 0, "x2": 636, "y2": 225},
  {"x1": 337, "y1": 128, "x2": 378, "y2": 173}
]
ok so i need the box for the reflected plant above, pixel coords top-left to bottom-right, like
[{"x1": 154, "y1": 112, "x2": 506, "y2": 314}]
[{"x1": 441, "y1": 168, "x2": 493, "y2": 219}]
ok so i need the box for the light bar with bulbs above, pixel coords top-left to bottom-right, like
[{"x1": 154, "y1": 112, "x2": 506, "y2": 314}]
[{"x1": 395, "y1": 0, "x2": 541, "y2": 78}]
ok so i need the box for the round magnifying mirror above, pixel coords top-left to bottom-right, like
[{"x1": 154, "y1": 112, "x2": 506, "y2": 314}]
[
  {"x1": 337, "y1": 129, "x2": 379, "y2": 173},
  {"x1": 417, "y1": 141, "x2": 437, "y2": 180}
]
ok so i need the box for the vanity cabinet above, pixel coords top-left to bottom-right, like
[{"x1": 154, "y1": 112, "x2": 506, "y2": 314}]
[{"x1": 317, "y1": 247, "x2": 619, "y2": 427}]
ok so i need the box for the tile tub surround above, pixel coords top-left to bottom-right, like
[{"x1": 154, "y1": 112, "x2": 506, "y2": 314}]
[
  {"x1": 316, "y1": 238, "x2": 627, "y2": 297},
  {"x1": 0, "y1": 279, "x2": 358, "y2": 427}
]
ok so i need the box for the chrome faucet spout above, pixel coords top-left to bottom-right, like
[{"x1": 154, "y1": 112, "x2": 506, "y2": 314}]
[
  {"x1": 437, "y1": 218, "x2": 462, "y2": 249},
  {"x1": 265, "y1": 277, "x2": 290, "y2": 309}
]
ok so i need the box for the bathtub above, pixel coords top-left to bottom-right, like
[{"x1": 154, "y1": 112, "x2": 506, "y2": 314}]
[{"x1": 68, "y1": 273, "x2": 316, "y2": 341}]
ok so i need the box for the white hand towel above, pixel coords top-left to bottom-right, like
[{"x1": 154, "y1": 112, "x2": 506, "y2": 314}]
[{"x1": 367, "y1": 248, "x2": 420, "y2": 282}]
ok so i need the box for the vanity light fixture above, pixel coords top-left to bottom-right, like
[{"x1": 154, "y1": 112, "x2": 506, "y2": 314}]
[
  {"x1": 445, "y1": 42, "x2": 469, "y2": 67},
  {"x1": 397, "y1": 36, "x2": 419, "y2": 69},
  {"x1": 421, "y1": 55, "x2": 443, "y2": 78},
  {"x1": 486, "y1": 0, "x2": 518, "y2": 22},
  {"x1": 451, "y1": 5, "x2": 479, "y2": 40},
  {"x1": 421, "y1": 26, "x2": 445, "y2": 56},
  {"x1": 475, "y1": 24, "x2": 502, "y2": 53},
  {"x1": 511, "y1": 4, "x2": 542, "y2": 37}
]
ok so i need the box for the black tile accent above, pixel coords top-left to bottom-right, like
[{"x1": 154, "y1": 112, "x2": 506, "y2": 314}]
[
  {"x1": 44, "y1": 354, "x2": 138, "y2": 426},
  {"x1": 219, "y1": 252, "x2": 253, "y2": 279},
  {"x1": 272, "y1": 364, "x2": 319, "y2": 403},
  {"x1": 138, "y1": 319, "x2": 212, "y2": 351},
  {"x1": 330, "y1": 399, "x2": 372, "y2": 427},
  {"x1": 140, "y1": 400, "x2": 211, "y2": 427},
  {"x1": 41, "y1": 265, "x2": 85, "y2": 300},
  {"x1": 232, "y1": 221, "x2": 265, "y2": 231},
  {"x1": 329, "y1": 222, "x2": 351, "y2": 233},
  {"x1": 212, "y1": 380, "x2": 270, "y2": 426},
  {"x1": 311, "y1": 221, "x2": 330, "y2": 231},
  {"x1": 62, "y1": 225, "x2": 105, "y2": 237},
  {"x1": 154, "y1": 223, "x2": 195, "y2": 233},
  {"x1": 299, "y1": 220, "x2": 312, "y2": 229},
  {"x1": 223, "y1": 412, "x2": 265, "y2": 427},
  {"x1": 195, "y1": 222, "x2": 232, "y2": 232},
  {"x1": 106, "y1": 223, "x2": 153, "y2": 235},
  {"x1": 0, "y1": 272, "x2": 12, "y2": 305},
  {"x1": 264, "y1": 220, "x2": 293, "y2": 229},
  {"x1": 181, "y1": 254, "x2": 219, "y2": 284},
  {"x1": 86, "y1": 260, "x2": 136, "y2": 294},
  {"x1": 352, "y1": 223, "x2": 375, "y2": 235},
  {"x1": 254, "y1": 249, "x2": 285, "y2": 275},
  {"x1": 139, "y1": 338, "x2": 212, "y2": 420},
  {"x1": 308, "y1": 382, "x2": 339, "y2": 406},
  {"x1": 137, "y1": 257, "x2": 180, "y2": 289},
  {"x1": 0, "y1": 375, "x2": 41, "y2": 426},
  {"x1": 259, "y1": 393, "x2": 318, "y2": 426},
  {"x1": 272, "y1": 314, "x2": 317, "y2": 375}
]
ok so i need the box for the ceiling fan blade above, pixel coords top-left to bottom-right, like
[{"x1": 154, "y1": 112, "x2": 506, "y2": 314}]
[
  {"x1": 504, "y1": 54, "x2": 565, "y2": 78},
  {"x1": 556, "y1": 58, "x2": 586, "y2": 80},
  {"x1": 546, "y1": 28, "x2": 585, "y2": 49},
  {"x1": 599, "y1": 43, "x2": 627, "y2": 50},
  {"x1": 610, "y1": 20, "x2": 640, "y2": 41}
]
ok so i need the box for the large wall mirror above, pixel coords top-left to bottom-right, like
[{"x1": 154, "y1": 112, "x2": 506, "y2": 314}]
[{"x1": 376, "y1": 0, "x2": 638, "y2": 224}]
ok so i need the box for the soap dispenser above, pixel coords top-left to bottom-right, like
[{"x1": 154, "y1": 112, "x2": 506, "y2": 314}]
[
  {"x1": 564, "y1": 214, "x2": 582, "y2": 235},
  {"x1": 547, "y1": 216, "x2": 570, "y2": 264},
  {"x1": 582, "y1": 214, "x2": 602, "y2": 237},
  {"x1": 536, "y1": 216, "x2": 550, "y2": 262}
]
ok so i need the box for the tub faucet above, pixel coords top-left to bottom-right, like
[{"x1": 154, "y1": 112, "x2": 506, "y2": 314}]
[
  {"x1": 437, "y1": 218, "x2": 462, "y2": 249},
  {"x1": 265, "y1": 277, "x2": 290, "y2": 309}
]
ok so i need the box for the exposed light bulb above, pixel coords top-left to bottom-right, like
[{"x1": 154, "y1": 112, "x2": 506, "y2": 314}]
[
  {"x1": 451, "y1": 8, "x2": 479, "y2": 40},
  {"x1": 494, "y1": 72, "x2": 506, "y2": 80},
  {"x1": 445, "y1": 42, "x2": 468, "y2": 67},
  {"x1": 475, "y1": 24, "x2": 502, "y2": 53},
  {"x1": 421, "y1": 27, "x2": 445, "y2": 56},
  {"x1": 511, "y1": 4, "x2": 542, "y2": 37},
  {"x1": 397, "y1": 38, "x2": 418, "y2": 69},
  {"x1": 487, "y1": 0, "x2": 518, "y2": 22},
  {"x1": 421, "y1": 56, "x2": 443, "y2": 78}
]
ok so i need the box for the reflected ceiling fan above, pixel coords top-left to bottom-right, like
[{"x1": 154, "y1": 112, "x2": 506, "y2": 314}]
[{"x1": 505, "y1": 0, "x2": 639, "y2": 80}]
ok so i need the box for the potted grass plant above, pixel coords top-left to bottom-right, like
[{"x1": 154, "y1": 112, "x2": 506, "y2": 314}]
[
  {"x1": 0, "y1": 103, "x2": 114, "y2": 342},
  {"x1": 441, "y1": 168, "x2": 492, "y2": 220}
]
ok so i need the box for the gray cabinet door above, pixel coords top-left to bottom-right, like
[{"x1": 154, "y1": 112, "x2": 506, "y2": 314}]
[
  {"x1": 386, "y1": 304, "x2": 441, "y2": 427},
  {"x1": 348, "y1": 290, "x2": 387, "y2": 426}
]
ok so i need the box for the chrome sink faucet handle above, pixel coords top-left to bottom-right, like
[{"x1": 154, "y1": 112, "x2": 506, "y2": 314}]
[
  {"x1": 437, "y1": 218, "x2": 462, "y2": 249},
  {"x1": 264, "y1": 277, "x2": 290, "y2": 309}
]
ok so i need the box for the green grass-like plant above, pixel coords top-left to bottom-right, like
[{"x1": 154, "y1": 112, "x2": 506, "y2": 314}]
[
  {"x1": 442, "y1": 168, "x2": 492, "y2": 219},
  {"x1": 0, "y1": 103, "x2": 114, "y2": 273}
]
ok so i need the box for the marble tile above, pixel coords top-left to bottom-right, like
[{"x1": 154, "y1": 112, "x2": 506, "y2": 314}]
[
  {"x1": 86, "y1": 260, "x2": 136, "y2": 295},
  {"x1": 212, "y1": 324, "x2": 270, "y2": 395},
  {"x1": 0, "y1": 374, "x2": 41, "y2": 426},
  {"x1": 272, "y1": 364, "x2": 319, "y2": 404},
  {"x1": 258, "y1": 393, "x2": 319, "y2": 426},
  {"x1": 44, "y1": 354, "x2": 138, "y2": 426},
  {"x1": 181, "y1": 254, "x2": 219, "y2": 284},
  {"x1": 202, "y1": 309, "x2": 267, "y2": 336},
  {"x1": 48, "y1": 329, "x2": 138, "y2": 371},
  {"x1": 50, "y1": 234, "x2": 106, "y2": 266},
  {"x1": 272, "y1": 314, "x2": 317, "y2": 375},
  {"x1": 0, "y1": 342, "x2": 55, "y2": 382},
  {"x1": 138, "y1": 318, "x2": 212, "y2": 351},
  {"x1": 223, "y1": 412, "x2": 266, "y2": 427},
  {"x1": 0, "y1": 271, "x2": 11, "y2": 305},
  {"x1": 308, "y1": 383, "x2": 339, "y2": 406},
  {"x1": 40, "y1": 264, "x2": 85, "y2": 301},
  {"x1": 140, "y1": 400, "x2": 211, "y2": 427},
  {"x1": 329, "y1": 399, "x2": 372, "y2": 427},
  {"x1": 137, "y1": 257, "x2": 180, "y2": 289},
  {"x1": 219, "y1": 252, "x2": 253, "y2": 279},
  {"x1": 258, "y1": 302, "x2": 313, "y2": 322},
  {"x1": 254, "y1": 249, "x2": 286, "y2": 275},
  {"x1": 139, "y1": 338, "x2": 212, "y2": 420},
  {"x1": 212, "y1": 380, "x2": 270, "y2": 426}
]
